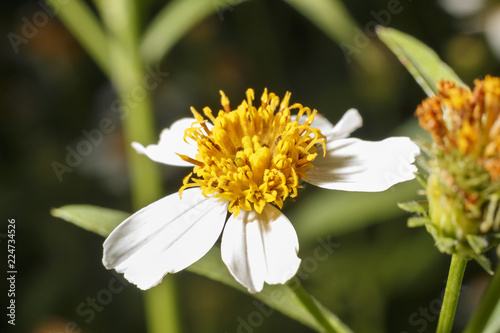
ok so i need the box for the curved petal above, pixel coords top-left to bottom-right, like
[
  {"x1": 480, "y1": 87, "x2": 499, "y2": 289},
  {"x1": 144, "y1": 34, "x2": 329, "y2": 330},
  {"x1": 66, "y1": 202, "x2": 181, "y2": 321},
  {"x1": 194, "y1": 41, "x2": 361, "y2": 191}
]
[
  {"x1": 305, "y1": 137, "x2": 419, "y2": 192},
  {"x1": 103, "y1": 189, "x2": 228, "y2": 290},
  {"x1": 327, "y1": 108, "x2": 362, "y2": 141},
  {"x1": 132, "y1": 117, "x2": 198, "y2": 167},
  {"x1": 293, "y1": 108, "x2": 362, "y2": 141},
  {"x1": 292, "y1": 113, "x2": 335, "y2": 135},
  {"x1": 221, "y1": 205, "x2": 301, "y2": 293}
]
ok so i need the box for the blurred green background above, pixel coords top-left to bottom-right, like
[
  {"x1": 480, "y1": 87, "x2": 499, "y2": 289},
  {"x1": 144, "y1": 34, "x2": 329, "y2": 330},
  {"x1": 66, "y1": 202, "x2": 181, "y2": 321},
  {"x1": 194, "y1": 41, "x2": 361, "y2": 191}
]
[{"x1": 1, "y1": 0, "x2": 500, "y2": 332}]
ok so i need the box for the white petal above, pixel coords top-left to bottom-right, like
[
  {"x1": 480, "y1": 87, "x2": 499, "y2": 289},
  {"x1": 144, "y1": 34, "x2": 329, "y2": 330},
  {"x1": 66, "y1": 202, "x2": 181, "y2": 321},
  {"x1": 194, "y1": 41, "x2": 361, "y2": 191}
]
[
  {"x1": 292, "y1": 113, "x2": 335, "y2": 135},
  {"x1": 306, "y1": 137, "x2": 419, "y2": 192},
  {"x1": 103, "y1": 189, "x2": 228, "y2": 290},
  {"x1": 439, "y1": 0, "x2": 484, "y2": 17},
  {"x1": 293, "y1": 108, "x2": 362, "y2": 141},
  {"x1": 327, "y1": 108, "x2": 362, "y2": 141},
  {"x1": 132, "y1": 117, "x2": 199, "y2": 167},
  {"x1": 221, "y1": 205, "x2": 301, "y2": 293}
]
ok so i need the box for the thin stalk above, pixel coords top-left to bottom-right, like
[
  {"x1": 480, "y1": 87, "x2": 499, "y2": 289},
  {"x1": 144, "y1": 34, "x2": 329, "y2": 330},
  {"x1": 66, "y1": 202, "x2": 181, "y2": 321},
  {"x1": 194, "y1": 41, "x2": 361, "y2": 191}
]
[
  {"x1": 464, "y1": 263, "x2": 500, "y2": 333},
  {"x1": 436, "y1": 254, "x2": 468, "y2": 333},
  {"x1": 292, "y1": 282, "x2": 352, "y2": 333}
]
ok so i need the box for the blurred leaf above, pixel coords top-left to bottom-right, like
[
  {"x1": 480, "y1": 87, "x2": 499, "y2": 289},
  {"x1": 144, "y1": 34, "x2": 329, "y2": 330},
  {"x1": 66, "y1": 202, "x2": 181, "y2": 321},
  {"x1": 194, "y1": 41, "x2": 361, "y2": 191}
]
[
  {"x1": 284, "y1": 0, "x2": 388, "y2": 75},
  {"x1": 140, "y1": 0, "x2": 246, "y2": 65},
  {"x1": 291, "y1": 180, "x2": 421, "y2": 244},
  {"x1": 189, "y1": 246, "x2": 353, "y2": 333},
  {"x1": 465, "y1": 264, "x2": 500, "y2": 333},
  {"x1": 377, "y1": 26, "x2": 465, "y2": 96},
  {"x1": 52, "y1": 204, "x2": 351, "y2": 332},
  {"x1": 51, "y1": 205, "x2": 128, "y2": 237},
  {"x1": 46, "y1": 0, "x2": 110, "y2": 75}
]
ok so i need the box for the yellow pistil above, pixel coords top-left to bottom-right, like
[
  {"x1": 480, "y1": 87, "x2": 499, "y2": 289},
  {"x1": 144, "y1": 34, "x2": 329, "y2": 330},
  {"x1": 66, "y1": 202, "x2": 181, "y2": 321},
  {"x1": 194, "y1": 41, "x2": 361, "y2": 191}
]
[
  {"x1": 178, "y1": 88, "x2": 326, "y2": 216},
  {"x1": 416, "y1": 76, "x2": 500, "y2": 180}
]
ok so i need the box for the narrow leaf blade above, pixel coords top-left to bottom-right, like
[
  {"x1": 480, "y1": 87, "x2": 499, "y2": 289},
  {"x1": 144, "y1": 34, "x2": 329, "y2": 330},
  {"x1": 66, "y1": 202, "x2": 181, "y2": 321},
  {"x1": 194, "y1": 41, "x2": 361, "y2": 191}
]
[
  {"x1": 51, "y1": 205, "x2": 128, "y2": 237},
  {"x1": 377, "y1": 26, "x2": 465, "y2": 96},
  {"x1": 140, "y1": 0, "x2": 246, "y2": 65}
]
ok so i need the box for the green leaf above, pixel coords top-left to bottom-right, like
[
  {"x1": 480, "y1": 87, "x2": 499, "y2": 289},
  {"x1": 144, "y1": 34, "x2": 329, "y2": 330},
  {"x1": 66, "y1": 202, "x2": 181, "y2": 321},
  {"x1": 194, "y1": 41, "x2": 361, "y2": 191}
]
[
  {"x1": 52, "y1": 204, "x2": 351, "y2": 332},
  {"x1": 140, "y1": 0, "x2": 246, "y2": 65},
  {"x1": 467, "y1": 234, "x2": 489, "y2": 255},
  {"x1": 51, "y1": 205, "x2": 128, "y2": 237},
  {"x1": 376, "y1": 26, "x2": 465, "y2": 96}
]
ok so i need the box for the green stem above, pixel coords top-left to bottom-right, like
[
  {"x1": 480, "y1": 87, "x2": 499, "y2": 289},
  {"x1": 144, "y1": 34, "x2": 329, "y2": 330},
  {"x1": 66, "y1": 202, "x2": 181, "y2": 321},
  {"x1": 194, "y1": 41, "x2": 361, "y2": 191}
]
[
  {"x1": 93, "y1": 1, "x2": 180, "y2": 332},
  {"x1": 436, "y1": 254, "x2": 468, "y2": 333},
  {"x1": 292, "y1": 282, "x2": 352, "y2": 333},
  {"x1": 464, "y1": 263, "x2": 500, "y2": 333}
]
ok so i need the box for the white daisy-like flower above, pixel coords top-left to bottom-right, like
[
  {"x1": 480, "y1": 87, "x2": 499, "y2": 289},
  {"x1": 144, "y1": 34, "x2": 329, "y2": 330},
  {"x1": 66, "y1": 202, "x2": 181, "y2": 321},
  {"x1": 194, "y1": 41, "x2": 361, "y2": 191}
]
[{"x1": 103, "y1": 88, "x2": 419, "y2": 293}]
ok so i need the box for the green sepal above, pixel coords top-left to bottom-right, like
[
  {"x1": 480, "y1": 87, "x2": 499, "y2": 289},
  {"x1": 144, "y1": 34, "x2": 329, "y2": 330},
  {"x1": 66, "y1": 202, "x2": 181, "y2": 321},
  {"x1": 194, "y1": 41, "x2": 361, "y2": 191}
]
[
  {"x1": 407, "y1": 217, "x2": 430, "y2": 228},
  {"x1": 472, "y1": 254, "x2": 493, "y2": 275},
  {"x1": 467, "y1": 234, "x2": 490, "y2": 255},
  {"x1": 376, "y1": 26, "x2": 465, "y2": 97},
  {"x1": 415, "y1": 174, "x2": 428, "y2": 189},
  {"x1": 397, "y1": 201, "x2": 428, "y2": 216}
]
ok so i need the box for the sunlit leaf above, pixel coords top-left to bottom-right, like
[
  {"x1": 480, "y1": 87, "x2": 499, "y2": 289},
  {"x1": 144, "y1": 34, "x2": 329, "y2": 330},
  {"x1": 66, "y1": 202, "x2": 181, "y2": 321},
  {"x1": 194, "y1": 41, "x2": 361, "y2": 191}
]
[
  {"x1": 51, "y1": 205, "x2": 128, "y2": 237},
  {"x1": 377, "y1": 26, "x2": 465, "y2": 96}
]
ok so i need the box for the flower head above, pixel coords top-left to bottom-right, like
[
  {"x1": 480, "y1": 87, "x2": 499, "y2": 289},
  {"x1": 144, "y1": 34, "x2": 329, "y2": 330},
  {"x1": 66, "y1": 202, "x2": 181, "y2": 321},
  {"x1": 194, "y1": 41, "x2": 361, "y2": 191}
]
[
  {"x1": 406, "y1": 76, "x2": 500, "y2": 269},
  {"x1": 103, "y1": 88, "x2": 419, "y2": 293},
  {"x1": 178, "y1": 89, "x2": 325, "y2": 216}
]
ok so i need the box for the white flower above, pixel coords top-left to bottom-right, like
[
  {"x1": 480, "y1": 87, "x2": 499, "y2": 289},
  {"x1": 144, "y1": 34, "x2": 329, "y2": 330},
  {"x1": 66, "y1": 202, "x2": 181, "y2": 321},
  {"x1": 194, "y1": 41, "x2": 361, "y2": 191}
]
[{"x1": 103, "y1": 89, "x2": 419, "y2": 293}]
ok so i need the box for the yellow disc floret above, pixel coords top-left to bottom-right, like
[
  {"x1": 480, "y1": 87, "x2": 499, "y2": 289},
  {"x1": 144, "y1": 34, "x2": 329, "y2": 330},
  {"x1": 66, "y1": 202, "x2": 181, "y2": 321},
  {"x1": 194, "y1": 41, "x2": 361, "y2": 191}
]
[{"x1": 178, "y1": 88, "x2": 326, "y2": 216}]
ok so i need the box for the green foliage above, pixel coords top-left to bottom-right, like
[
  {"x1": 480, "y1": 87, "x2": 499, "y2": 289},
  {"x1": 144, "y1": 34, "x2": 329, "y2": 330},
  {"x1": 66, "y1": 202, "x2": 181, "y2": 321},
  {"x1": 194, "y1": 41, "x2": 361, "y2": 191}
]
[
  {"x1": 51, "y1": 205, "x2": 129, "y2": 237},
  {"x1": 377, "y1": 26, "x2": 465, "y2": 96}
]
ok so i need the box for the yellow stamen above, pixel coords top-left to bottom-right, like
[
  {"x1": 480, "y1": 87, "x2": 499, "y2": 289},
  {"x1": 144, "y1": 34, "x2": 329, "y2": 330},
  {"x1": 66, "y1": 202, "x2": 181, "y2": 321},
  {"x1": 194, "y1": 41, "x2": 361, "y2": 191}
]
[{"x1": 179, "y1": 88, "x2": 326, "y2": 216}]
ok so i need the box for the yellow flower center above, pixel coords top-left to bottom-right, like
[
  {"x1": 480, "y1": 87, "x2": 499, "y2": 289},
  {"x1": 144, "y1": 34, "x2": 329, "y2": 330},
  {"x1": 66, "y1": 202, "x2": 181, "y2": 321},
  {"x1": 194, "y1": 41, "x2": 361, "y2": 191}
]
[
  {"x1": 416, "y1": 76, "x2": 500, "y2": 180},
  {"x1": 178, "y1": 88, "x2": 326, "y2": 216}
]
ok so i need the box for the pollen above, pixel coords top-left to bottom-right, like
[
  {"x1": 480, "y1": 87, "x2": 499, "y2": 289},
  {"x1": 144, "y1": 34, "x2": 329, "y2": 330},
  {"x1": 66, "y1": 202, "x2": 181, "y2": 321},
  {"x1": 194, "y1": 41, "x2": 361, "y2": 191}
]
[
  {"x1": 415, "y1": 76, "x2": 500, "y2": 180},
  {"x1": 178, "y1": 88, "x2": 326, "y2": 216}
]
